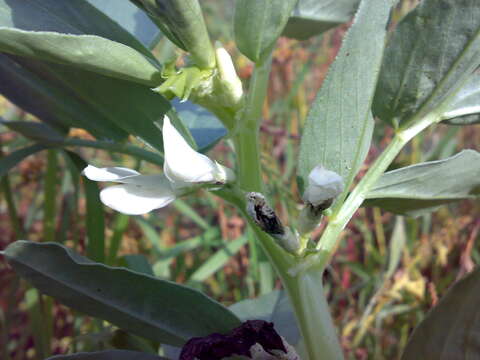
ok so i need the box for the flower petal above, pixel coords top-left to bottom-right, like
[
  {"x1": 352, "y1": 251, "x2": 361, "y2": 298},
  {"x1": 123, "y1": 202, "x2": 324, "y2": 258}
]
[
  {"x1": 100, "y1": 182, "x2": 176, "y2": 215},
  {"x1": 162, "y1": 116, "x2": 217, "y2": 183},
  {"x1": 302, "y1": 166, "x2": 344, "y2": 206},
  {"x1": 83, "y1": 165, "x2": 140, "y2": 182}
]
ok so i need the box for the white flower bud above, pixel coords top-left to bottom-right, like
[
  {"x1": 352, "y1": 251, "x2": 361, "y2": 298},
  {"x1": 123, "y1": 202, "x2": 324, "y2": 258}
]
[
  {"x1": 214, "y1": 44, "x2": 244, "y2": 108},
  {"x1": 302, "y1": 166, "x2": 344, "y2": 207}
]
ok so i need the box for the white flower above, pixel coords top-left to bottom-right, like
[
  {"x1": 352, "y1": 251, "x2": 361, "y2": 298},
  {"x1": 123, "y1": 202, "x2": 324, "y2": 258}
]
[
  {"x1": 83, "y1": 116, "x2": 234, "y2": 215},
  {"x1": 302, "y1": 166, "x2": 344, "y2": 206}
]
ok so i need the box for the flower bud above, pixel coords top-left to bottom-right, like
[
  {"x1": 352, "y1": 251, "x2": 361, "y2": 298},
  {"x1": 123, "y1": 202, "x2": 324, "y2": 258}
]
[
  {"x1": 214, "y1": 44, "x2": 244, "y2": 109},
  {"x1": 302, "y1": 166, "x2": 344, "y2": 207},
  {"x1": 297, "y1": 166, "x2": 344, "y2": 235},
  {"x1": 246, "y1": 192, "x2": 300, "y2": 254}
]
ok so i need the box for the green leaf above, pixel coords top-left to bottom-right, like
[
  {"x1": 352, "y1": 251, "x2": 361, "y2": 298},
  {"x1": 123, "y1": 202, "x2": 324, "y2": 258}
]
[
  {"x1": 4, "y1": 241, "x2": 241, "y2": 346},
  {"x1": 172, "y1": 199, "x2": 210, "y2": 230},
  {"x1": 0, "y1": 54, "x2": 126, "y2": 138},
  {"x1": 443, "y1": 113, "x2": 480, "y2": 126},
  {"x1": 65, "y1": 152, "x2": 105, "y2": 263},
  {"x1": 230, "y1": 290, "x2": 301, "y2": 347},
  {"x1": 1, "y1": 121, "x2": 65, "y2": 143},
  {"x1": 373, "y1": 0, "x2": 480, "y2": 126},
  {"x1": 152, "y1": 229, "x2": 221, "y2": 277},
  {"x1": 0, "y1": 28, "x2": 162, "y2": 86},
  {"x1": 0, "y1": 0, "x2": 171, "y2": 149},
  {"x1": 0, "y1": 0, "x2": 155, "y2": 60},
  {"x1": 1, "y1": 120, "x2": 164, "y2": 166},
  {"x1": 46, "y1": 350, "x2": 169, "y2": 360},
  {"x1": 87, "y1": 0, "x2": 162, "y2": 48},
  {"x1": 2, "y1": 57, "x2": 220, "y2": 154},
  {"x1": 83, "y1": 179, "x2": 106, "y2": 263},
  {"x1": 385, "y1": 216, "x2": 406, "y2": 279},
  {"x1": 282, "y1": 0, "x2": 360, "y2": 40},
  {"x1": 401, "y1": 266, "x2": 480, "y2": 360},
  {"x1": 441, "y1": 72, "x2": 480, "y2": 125},
  {"x1": 11, "y1": 57, "x2": 169, "y2": 152},
  {"x1": 123, "y1": 254, "x2": 155, "y2": 276},
  {"x1": 364, "y1": 150, "x2": 480, "y2": 216},
  {"x1": 298, "y1": 0, "x2": 394, "y2": 199},
  {"x1": 234, "y1": 0, "x2": 298, "y2": 63},
  {"x1": 25, "y1": 289, "x2": 53, "y2": 359},
  {"x1": 188, "y1": 235, "x2": 247, "y2": 283},
  {"x1": 0, "y1": 144, "x2": 46, "y2": 178}
]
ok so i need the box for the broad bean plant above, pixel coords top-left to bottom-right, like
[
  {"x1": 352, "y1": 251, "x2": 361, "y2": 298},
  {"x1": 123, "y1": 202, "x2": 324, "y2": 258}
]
[{"x1": 1, "y1": 0, "x2": 480, "y2": 359}]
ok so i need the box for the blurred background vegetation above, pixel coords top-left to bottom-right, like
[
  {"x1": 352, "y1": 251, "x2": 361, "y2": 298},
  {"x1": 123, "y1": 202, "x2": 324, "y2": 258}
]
[{"x1": 0, "y1": 0, "x2": 479, "y2": 359}]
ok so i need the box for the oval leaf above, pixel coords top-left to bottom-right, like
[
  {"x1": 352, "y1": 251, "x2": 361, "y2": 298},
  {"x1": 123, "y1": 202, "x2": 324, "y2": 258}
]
[
  {"x1": 0, "y1": 0, "x2": 155, "y2": 60},
  {"x1": 4, "y1": 241, "x2": 241, "y2": 347},
  {"x1": 234, "y1": 0, "x2": 298, "y2": 63},
  {"x1": 0, "y1": 28, "x2": 162, "y2": 86},
  {"x1": 0, "y1": 0, "x2": 171, "y2": 149},
  {"x1": 0, "y1": 0, "x2": 162, "y2": 85},
  {"x1": 282, "y1": 0, "x2": 360, "y2": 40},
  {"x1": 298, "y1": 0, "x2": 394, "y2": 196},
  {"x1": 401, "y1": 266, "x2": 480, "y2": 360},
  {"x1": 6, "y1": 56, "x2": 169, "y2": 152},
  {"x1": 0, "y1": 53, "x2": 124, "y2": 138},
  {"x1": 441, "y1": 71, "x2": 480, "y2": 125},
  {"x1": 364, "y1": 150, "x2": 480, "y2": 216},
  {"x1": 47, "y1": 350, "x2": 169, "y2": 360},
  {"x1": 373, "y1": 0, "x2": 480, "y2": 125}
]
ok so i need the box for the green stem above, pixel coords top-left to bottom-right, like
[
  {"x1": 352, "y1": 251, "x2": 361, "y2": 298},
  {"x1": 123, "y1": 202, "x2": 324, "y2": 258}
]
[
  {"x1": 216, "y1": 187, "x2": 343, "y2": 360},
  {"x1": 233, "y1": 56, "x2": 272, "y2": 192},
  {"x1": 282, "y1": 266, "x2": 344, "y2": 360},
  {"x1": 316, "y1": 113, "x2": 438, "y2": 269},
  {"x1": 43, "y1": 149, "x2": 58, "y2": 242},
  {"x1": 0, "y1": 138, "x2": 25, "y2": 238},
  {"x1": 254, "y1": 225, "x2": 343, "y2": 359},
  {"x1": 221, "y1": 54, "x2": 345, "y2": 359},
  {"x1": 106, "y1": 214, "x2": 130, "y2": 266},
  {"x1": 1, "y1": 174, "x2": 24, "y2": 239}
]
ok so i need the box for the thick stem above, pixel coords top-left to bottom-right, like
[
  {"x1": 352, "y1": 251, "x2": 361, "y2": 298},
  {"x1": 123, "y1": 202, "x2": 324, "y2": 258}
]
[
  {"x1": 224, "y1": 54, "x2": 345, "y2": 359},
  {"x1": 215, "y1": 190, "x2": 344, "y2": 360},
  {"x1": 282, "y1": 266, "x2": 344, "y2": 360},
  {"x1": 234, "y1": 57, "x2": 271, "y2": 192}
]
